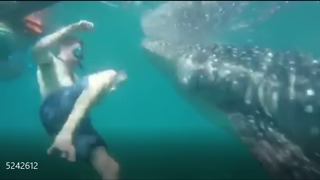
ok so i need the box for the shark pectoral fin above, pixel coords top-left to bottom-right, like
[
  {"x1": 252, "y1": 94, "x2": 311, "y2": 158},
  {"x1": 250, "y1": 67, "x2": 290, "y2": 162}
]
[{"x1": 227, "y1": 112, "x2": 320, "y2": 179}]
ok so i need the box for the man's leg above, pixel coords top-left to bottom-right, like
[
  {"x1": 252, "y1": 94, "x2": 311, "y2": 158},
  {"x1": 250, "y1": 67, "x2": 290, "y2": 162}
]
[{"x1": 91, "y1": 146, "x2": 120, "y2": 180}]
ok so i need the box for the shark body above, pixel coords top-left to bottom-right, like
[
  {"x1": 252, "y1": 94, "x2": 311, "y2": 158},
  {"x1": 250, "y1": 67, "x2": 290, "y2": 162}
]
[{"x1": 142, "y1": 38, "x2": 320, "y2": 179}]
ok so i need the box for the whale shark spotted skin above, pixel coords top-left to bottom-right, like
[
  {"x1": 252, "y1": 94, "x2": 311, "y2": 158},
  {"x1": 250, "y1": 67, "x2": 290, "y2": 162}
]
[{"x1": 142, "y1": 38, "x2": 320, "y2": 179}]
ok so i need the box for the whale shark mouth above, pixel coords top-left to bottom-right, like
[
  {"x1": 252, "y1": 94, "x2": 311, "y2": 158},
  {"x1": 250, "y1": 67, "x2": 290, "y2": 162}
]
[{"x1": 142, "y1": 37, "x2": 320, "y2": 179}]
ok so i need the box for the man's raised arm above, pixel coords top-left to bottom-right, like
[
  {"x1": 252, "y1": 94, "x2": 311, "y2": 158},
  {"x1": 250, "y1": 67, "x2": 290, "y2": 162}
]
[{"x1": 32, "y1": 20, "x2": 86, "y2": 65}]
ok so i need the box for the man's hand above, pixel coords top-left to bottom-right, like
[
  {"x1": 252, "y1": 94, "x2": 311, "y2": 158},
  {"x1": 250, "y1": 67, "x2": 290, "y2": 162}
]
[
  {"x1": 109, "y1": 71, "x2": 127, "y2": 91},
  {"x1": 72, "y1": 20, "x2": 94, "y2": 33},
  {"x1": 47, "y1": 132, "x2": 76, "y2": 162}
]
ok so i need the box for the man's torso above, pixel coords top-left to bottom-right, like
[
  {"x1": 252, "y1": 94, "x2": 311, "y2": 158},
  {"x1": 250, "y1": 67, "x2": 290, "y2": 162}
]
[{"x1": 37, "y1": 53, "x2": 74, "y2": 98}]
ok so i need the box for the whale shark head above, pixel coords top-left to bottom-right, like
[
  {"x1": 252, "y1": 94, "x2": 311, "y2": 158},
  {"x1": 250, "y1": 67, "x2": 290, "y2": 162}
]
[{"x1": 142, "y1": 37, "x2": 250, "y2": 105}]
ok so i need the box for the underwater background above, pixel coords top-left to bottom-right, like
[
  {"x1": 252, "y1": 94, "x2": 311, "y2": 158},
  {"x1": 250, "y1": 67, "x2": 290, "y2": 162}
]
[{"x1": 1, "y1": 1, "x2": 320, "y2": 179}]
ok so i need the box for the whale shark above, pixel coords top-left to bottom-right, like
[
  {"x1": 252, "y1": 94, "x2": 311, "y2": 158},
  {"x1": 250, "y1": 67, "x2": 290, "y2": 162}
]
[
  {"x1": 142, "y1": 39, "x2": 320, "y2": 179},
  {"x1": 141, "y1": 2, "x2": 320, "y2": 179}
]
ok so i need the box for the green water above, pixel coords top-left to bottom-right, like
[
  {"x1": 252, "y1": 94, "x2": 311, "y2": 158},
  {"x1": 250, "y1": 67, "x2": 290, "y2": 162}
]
[{"x1": 2, "y1": 1, "x2": 320, "y2": 179}]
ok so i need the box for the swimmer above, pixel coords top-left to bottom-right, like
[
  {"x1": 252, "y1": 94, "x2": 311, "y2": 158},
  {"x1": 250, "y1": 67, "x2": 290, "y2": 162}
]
[
  {"x1": 0, "y1": 1, "x2": 59, "y2": 80},
  {"x1": 33, "y1": 20, "x2": 125, "y2": 179}
]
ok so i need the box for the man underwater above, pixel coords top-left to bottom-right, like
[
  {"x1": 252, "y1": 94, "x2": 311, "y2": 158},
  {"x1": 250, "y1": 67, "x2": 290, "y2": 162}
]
[
  {"x1": 33, "y1": 20, "x2": 126, "y2": 179},
  {"x1": 0, "y1": 1, "x2": 60, "y2": 80}
]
